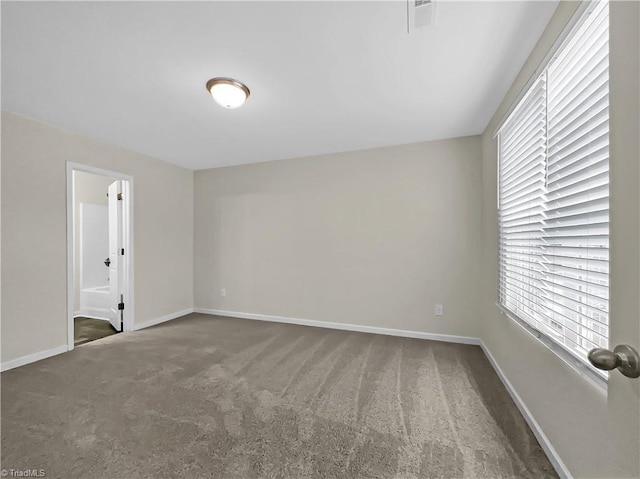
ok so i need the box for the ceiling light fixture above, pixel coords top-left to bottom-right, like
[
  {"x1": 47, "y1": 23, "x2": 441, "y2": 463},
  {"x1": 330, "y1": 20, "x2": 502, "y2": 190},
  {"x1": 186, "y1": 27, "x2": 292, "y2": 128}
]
[{"x1": 206, "y1": 77, "x2": 250, "y2": 109}]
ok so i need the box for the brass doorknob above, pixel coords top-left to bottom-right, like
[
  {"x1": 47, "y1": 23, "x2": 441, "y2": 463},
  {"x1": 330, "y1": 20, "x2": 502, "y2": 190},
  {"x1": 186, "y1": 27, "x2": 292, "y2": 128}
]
[{"x1": 588, "y1": 345, "x2": 640, "y2": 378}]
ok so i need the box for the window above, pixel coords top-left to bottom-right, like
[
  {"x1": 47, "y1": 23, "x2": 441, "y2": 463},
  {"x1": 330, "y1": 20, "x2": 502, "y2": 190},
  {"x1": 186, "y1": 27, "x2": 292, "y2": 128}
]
[{"x1": 497, "y1": 0, "x2": 609, "y2": 380}]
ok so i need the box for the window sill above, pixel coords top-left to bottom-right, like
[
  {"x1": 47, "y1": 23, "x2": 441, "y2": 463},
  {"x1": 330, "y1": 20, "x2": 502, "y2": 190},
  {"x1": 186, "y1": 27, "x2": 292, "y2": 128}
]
[{"x1": 494, "y1": 303, "x2": 608, "y2": 393}]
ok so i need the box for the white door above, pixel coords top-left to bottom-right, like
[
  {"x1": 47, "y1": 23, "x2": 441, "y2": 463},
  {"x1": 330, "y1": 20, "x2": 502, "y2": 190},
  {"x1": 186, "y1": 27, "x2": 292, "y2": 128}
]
[{"x1": 107, "y1": 180, "x2": 123, "y2": 331}]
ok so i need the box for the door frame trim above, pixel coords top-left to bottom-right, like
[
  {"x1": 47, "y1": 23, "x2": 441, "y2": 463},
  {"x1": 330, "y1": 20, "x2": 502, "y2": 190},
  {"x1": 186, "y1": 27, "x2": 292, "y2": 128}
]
[{"x1": 66, "y1": 162, "x2": 134, "y2": 350}]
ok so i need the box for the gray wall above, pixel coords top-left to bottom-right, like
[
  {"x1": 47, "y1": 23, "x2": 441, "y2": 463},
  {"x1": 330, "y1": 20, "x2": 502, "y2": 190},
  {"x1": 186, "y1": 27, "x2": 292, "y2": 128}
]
[
  {"x1": 479, "y1": 2, "x2": 640, "y2": 477},
  {"x1": 1, "y1": 111, "x2": 194, "y2": 363},
  {"x1": 194, "y1": 137, "x2": 483, "y2": 339}
]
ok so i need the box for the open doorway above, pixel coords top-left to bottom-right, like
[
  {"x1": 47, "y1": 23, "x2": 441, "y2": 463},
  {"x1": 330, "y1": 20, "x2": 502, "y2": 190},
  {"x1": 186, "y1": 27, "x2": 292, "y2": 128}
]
[{"x1": 66, "y1": 163, "x2": 133, "y2": 349}]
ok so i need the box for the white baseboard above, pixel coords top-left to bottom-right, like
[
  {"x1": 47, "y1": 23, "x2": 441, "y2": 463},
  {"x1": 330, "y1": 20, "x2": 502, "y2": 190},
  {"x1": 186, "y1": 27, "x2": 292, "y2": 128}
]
[
  {"x1": 194, "y1": 308, "x2": 481, "y2": 345},
  {"x1": 1, "y1": 308, "x2": 194, "y2": 371},
  {"x1": 74, "y1": 311, "x2": 110, "y2": 321},
  {"x1": 1, "y1": 345, "x2": 69, "y2": 372},
  {"x1": 479, "y1": 341, "x2": 571, "y2": 479},
  {"x1": 132, "y1": 308, "x2": 194, "y2": 331},
  {"x1": 75, "y1": 307, "x2": 110, "y2": 321}
]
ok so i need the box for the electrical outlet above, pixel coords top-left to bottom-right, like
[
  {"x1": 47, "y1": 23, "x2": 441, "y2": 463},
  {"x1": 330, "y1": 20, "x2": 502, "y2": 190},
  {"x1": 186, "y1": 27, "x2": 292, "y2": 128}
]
[
  {"x1": 221, "y1": 288, "x2": 226, "y2": 297},
  {"x1": 435, "y1": 304, "x2": 444, "y2": 316}
]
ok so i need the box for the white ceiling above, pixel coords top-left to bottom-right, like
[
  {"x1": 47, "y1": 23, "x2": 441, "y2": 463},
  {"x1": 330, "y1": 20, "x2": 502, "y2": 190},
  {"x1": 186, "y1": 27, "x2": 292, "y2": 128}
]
[{"x1": 2, "y1": 1, "x2": 558, "y2": 170}]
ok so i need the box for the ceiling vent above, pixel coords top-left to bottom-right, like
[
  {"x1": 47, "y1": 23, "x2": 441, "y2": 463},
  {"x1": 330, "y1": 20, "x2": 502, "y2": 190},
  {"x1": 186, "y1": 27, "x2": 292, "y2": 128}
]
[{"x1": 408, "y1": 0, "x2": 438, "y2": 32}]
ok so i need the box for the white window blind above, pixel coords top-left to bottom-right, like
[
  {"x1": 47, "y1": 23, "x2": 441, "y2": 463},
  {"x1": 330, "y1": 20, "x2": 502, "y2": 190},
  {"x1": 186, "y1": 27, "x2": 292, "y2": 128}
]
[{"x1": 498, "y1": 0, "x2": 609, "y2": 376}]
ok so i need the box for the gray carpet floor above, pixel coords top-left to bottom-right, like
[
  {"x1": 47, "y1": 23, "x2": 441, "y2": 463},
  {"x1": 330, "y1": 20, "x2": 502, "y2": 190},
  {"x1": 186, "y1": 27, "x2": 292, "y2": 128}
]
[
  {"x1": 74, "y1": 316, "x2": 119, "y2": 346},
  {"x1": 1, "y1": 313, "x2": 557, "y2": 478}
]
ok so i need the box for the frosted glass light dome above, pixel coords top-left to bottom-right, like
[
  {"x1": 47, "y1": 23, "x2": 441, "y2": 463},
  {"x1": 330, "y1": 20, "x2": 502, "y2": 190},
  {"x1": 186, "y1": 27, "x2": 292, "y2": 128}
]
[{"x1": 206, "y1": 78, "x2": 250, "y2": 109}]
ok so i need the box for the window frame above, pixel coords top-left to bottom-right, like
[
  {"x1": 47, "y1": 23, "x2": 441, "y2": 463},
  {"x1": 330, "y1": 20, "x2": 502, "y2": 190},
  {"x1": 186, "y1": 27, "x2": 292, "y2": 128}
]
[{"x1": 494, "y1": 0, "x2": 609, "y2": 390}]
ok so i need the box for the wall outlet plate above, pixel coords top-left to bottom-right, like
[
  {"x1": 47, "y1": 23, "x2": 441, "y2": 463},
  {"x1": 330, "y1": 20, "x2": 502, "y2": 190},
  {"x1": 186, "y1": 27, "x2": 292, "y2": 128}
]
[{"x1": 435, "y1": 304, "x2": 444, "y2": 316}]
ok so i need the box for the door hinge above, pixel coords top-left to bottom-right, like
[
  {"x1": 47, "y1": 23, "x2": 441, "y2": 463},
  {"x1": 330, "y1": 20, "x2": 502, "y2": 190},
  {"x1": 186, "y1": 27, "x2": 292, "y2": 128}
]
[
  {"x1": 117, "y1": 193, "x2": 123, "y2": 200},
  {"x1": 118, "y1": 302, "x2": 125, "y2": 311}
]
